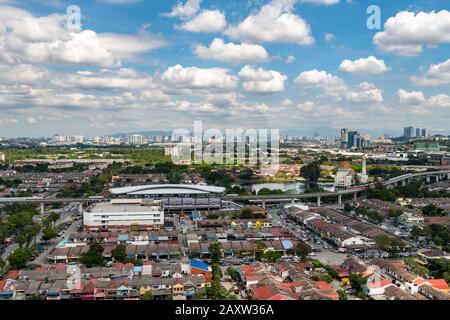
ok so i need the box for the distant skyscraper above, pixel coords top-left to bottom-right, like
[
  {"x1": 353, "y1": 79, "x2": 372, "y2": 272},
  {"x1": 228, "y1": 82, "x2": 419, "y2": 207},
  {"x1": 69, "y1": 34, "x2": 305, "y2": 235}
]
[
  {"x1": 421, "y1": 128, "x2": 429, "y2": 138},
  {"x1": 416, "y1": 128, "x2": 421, "y2": 137},
  {"x1": 340, "y1": 129, "x2": 349, "y2": 149},
  {"x1": 403, "y1": 127, "x2": 415, "y2": 138},
  {"x1": 73, "y1": 135, "x2": 84, "y2": 144},
  {"x1": 348, "y1": 131, "x2": 358, "y2": 149}
]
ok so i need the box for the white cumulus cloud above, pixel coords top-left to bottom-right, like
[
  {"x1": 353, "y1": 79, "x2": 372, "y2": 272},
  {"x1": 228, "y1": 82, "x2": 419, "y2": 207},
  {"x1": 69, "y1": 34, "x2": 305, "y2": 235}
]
[
  {"x1": 373, "y1": 10, "x2": 450, "y2": 56},
  {"x1": 224, "y1": 0, "x2": 314, "y2": 45},
  {"x1": 410, "y1": 59, "x2": 450, "y2": 87},
  {"x1": 163, "y1": 0, "x2": 201, "y2": 20},
  {"x1": 194, "y1": 38, "x2": 269, "y2": 64},
  {"x1": 397, "y1": 89, "x2": 425, "y2": 104},
  {"x1": 160, "y1": 64, "x2": 237, "y2": 90},
  {"x1": 339, "y1": 56, "x2": 390, "y2": 75},
  {"x1": 179, "y1": 10, "x2": 227, "y2": 32},
  {"x1": 238, "y1": 65, "x2": 287, "y2": 93}
]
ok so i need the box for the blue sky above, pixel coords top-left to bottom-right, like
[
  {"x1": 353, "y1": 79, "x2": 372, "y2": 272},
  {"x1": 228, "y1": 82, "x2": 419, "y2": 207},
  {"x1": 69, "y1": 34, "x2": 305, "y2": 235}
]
[{"x1": 0, "y1": 0, "x2": 449, "y2": 137}]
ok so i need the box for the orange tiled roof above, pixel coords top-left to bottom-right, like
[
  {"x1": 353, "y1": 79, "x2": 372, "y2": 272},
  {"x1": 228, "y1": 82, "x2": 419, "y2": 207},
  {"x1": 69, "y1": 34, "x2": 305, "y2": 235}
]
[{"x1": 414, "y1": 279, "x2": 450, "y2": 290}]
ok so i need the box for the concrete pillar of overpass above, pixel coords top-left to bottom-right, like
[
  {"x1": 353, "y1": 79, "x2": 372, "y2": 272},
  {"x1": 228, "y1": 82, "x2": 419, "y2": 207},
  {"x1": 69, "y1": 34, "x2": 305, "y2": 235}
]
[
  {"x1": 40, "y1": 203, "x2": 45, "y2": 215},
  {"x1": 436, "y1": 175, "x2": 440, "y2": 182},
  {"x1": 317, "y1": 197, "x2": 321, "y2": 207},
  {"x1": 262, "y1": 200, "x2": 266, "y2": 209},
  {"x1": 291, "y1": 198, "x2": 295, "y2": 205},
  {"x1": 426, "y1": 176, "x2": 431, "y2": 183},
  {"x1": 401, "y1": 180, "x2": 406, "y2": 187},
  {"x1": 353, "y1": 192, "x2": 357, "y2": 202},
  {"x1": 447, "y1": 173, "x2": 450, "y2": 180},
  {"x1": 338, "y1": 194, "x2": 342, "y2": 206},
  {"x1": 79, "y1": 202, "x2": 83, "y2": 214}
]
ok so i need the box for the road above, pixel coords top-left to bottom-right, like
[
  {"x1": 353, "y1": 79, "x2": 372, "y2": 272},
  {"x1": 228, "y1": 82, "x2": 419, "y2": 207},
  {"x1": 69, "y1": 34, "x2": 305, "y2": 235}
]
[{"x1": 1, "y1": 202, "x2": 82, "y2": 265}]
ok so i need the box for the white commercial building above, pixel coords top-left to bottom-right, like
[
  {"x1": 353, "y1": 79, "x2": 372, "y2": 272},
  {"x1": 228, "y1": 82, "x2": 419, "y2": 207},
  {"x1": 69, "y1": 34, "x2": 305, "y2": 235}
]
[
  {"x1": 128, "y1": 134, "x2": 147, "y2": 145},
  {"x1": 73, "y1": 135, "x2": 84, "y2": 144},
  {"x1": 83, "y1": 199, "x2": 164, "y2": 230}
]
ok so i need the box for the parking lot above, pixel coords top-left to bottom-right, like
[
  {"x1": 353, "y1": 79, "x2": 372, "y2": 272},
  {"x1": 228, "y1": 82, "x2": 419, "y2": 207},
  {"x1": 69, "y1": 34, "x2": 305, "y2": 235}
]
[{"x1": 271, "y1": 208, "x2": 348, "y2": 265}]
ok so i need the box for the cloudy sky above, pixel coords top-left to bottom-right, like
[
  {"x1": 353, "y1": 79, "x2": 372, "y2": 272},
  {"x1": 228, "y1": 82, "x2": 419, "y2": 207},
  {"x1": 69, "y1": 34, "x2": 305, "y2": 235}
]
[{"x1": 0, "y1": 0, "x2": 449, "y2": 138}]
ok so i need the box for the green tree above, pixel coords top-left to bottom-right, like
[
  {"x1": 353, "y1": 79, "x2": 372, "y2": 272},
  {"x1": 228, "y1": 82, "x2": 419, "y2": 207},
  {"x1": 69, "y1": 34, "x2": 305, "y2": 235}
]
[
  {"x1": 411, "y1": 225, "x2": 425, "y2": 239},
  {"x1": 225, "y1": 266, "x2": 239, "y2": 280},
  {"x1": 212, "y1": 264, "x2": 223, "y2": 281},
  {"x1": 240, "y1": 208, "x2": 254, "y2": 219},
  {"x1": 141, "y1": 290, "x2": 153, "y2": 301},
  {"x1": 42, "y1": 227, "x2": 58, "y2": 242},
  {"x1": 423, "y1": 224, "x2": 450, "y2": 246},
  {"x1": 0, "y1": 257, "x2": 5, "y2": 273},
  {"x1": 300, "y1": 162, "x2": 321, "y2": 182},
  {"x1": 421, "y1": 204, "x2": 446, "y2": 217},
  {"x1": 387, "y1": 209, "x2": 403, "y2": 219},
  {"x1": 80, "y1": 243, "x2": 105, "y2": 267},
  {"x1": 324, "y1": 265, "x2": 339, "y2": 279},
  {"x1": 240, "y1": 168, "x2": 254, "y2": 181},
  {"x1": 208, "y1": 243, "x2": 222, "y2": 265},
  {"x1": 337, "y1": 288, "x2": 348, "y2": 300},
  {"x1": 349, "y1": 274, "x2": 367, "y2": 295},
  {"x1": 8, "y1": 248, "x2": 32, "y2": 269},
  {"x1": 293, "y1": 242, "x2": 311, "y2": 260},
  {"x1": 26, "y1": 293, "x2": 42, "y2": 300},
  {"x1": 366, "y1": 211, "x2": 384, "y2": 224},
  {"x1": 263, "y1": 250, "x2": 282, "y2": 263},
  {"x1": 344, "y1": 203, "x2": 353, "y2": 213},
  {"x1": 427, "y1": 258, "x2": 450, "y2": 284},
  {"x1": 111, "y1": 244, "x2": 128, "y2": 263}
]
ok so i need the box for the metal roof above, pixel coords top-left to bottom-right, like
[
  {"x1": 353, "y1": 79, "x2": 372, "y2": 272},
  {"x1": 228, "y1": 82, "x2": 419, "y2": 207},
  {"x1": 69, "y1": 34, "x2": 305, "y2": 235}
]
[{"x1": 109, "y1": 184, "x2": 226, "y2": 196}]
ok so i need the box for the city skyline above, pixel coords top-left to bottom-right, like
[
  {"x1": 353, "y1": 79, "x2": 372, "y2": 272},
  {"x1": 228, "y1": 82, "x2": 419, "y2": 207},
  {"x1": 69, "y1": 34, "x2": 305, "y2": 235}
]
[{"x1": 0, "y1": 0, "x2": 450, "y2": 137}]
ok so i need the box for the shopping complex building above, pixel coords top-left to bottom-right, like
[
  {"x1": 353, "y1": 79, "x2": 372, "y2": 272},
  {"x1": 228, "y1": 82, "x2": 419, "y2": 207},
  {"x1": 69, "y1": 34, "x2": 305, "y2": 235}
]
[{"x1": 108, "y1": 184, "x2": 226, "y2": 212}]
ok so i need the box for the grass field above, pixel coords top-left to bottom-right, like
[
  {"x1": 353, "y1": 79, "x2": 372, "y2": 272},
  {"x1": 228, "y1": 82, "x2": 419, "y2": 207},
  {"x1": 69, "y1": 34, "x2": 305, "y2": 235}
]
[{"x1": 2, "y1": 146, "x2": 171, "y2": 166}]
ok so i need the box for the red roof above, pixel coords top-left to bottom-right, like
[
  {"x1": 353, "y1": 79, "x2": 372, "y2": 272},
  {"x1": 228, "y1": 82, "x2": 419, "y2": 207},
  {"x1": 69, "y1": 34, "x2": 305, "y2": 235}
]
[
  {"x1": 35, "y1": 267, "x2": 46, "y2": 271},
  {"x1": 0, "y1": 280, "x2": 6, "y2": 291},
  {"x1": 252, "y1": 286, "x2": 279, "y2": 300},
  {"x1": 311, "y1": 219, "x2": 330, "y2": 230},
  {"x1": 315, "y1": 281, "x2": 333, "y2": 291},
  {"x1": 267, "y1": 293, "x2": 295, "y2": 300},
  {"x1": 6, "y1": 271, "x2": 20, "y2": 280},
  {"x1": 367, "y1": 279, "x2": 393, "y2": 289},
  {"x1": 48, "y1": 264, "x2": 66, "y2": 271},
  {"x1": 241, "y1": 265, "x2": 256, "y2": 275},
  {"x1": 113, "y1": 263, "x2": 124, "y2": 268},
  {"x1": 414, "y1": 279, "x2": 450, "y2": 290},
  {"x1": 297, "y1": 262, "x2": 312, "y2": 270}
]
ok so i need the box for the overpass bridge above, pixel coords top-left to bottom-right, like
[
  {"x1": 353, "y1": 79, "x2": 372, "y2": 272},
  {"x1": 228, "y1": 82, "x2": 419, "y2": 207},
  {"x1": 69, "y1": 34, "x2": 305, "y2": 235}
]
[{"x1": 0, "y1": 169, "x2": 448, "y2": 209}]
